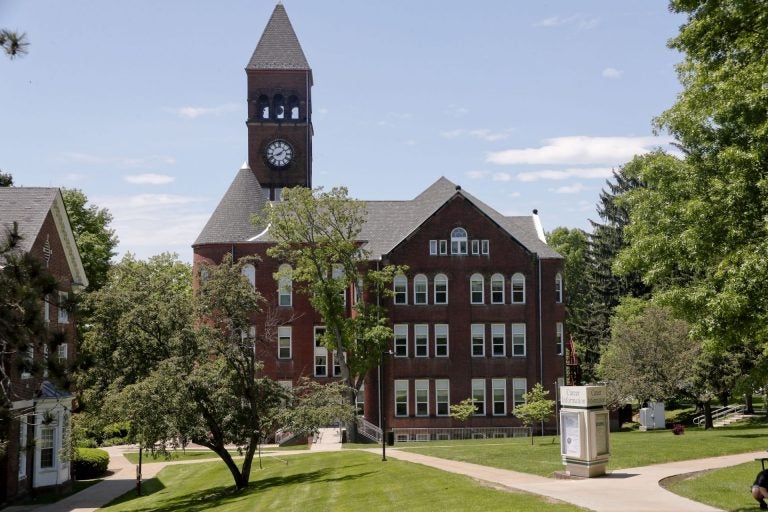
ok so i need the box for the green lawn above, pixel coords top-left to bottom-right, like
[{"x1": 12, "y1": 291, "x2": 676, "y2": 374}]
[
  {"x1": 665, "y1": 462, "x2": 762, "y2": 512},
  {"x1": 122, "y1": 445, "x2": 306, "y2": 465},
  {"x1": 396, "y1": 418, "x2": 768, "y2": 476},
  {"x1": 102, "y1": 451, "x2": 585, "y2": 512}
]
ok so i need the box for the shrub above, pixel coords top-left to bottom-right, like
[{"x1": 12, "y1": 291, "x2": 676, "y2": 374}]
[
  {"x1": 74, "y1": 448, "x2": 110, "y2": 479},
  {"x1": 76, "y1": 438, "x2": 99, "y2": 449},
  {"x1": 101, "y1": 421, "x2": 130, "y2": 440}
]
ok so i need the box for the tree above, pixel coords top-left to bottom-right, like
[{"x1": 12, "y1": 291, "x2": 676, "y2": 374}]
[
  {"x1": 61, "y1": 189, "x2": 118, "y2": 292},
  {"x1": 597, "y1": 302, "x2": 698, "y2": 406},
  {"x1": 449, "y1": 398, "x2": 478, "y2": 423},
  {"x1": 512, "y1": 383, "x2": 556, "y2": 436},
  {"x1": 278, "y1": 378, "x2": 356, "y2": 439},
  {"x1": 0, "y1": 30, "x2": 29, "y2": 59},
  {"x1": 264, "y1": 186, "x2": 403, "y2": 439},
  {"x1": 0, "y1": 171, "x2": 12, "y2": 187}
]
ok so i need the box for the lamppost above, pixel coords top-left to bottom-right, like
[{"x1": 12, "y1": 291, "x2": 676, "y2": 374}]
[{"x1": 380, "y1": 349, "x2": 393, "y2": 461}]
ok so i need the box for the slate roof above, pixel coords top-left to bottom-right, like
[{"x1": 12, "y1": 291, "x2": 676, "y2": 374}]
[
  {"x1": 0, "y1": 187, "x2": 60, "y2": 253},
  {"x1": 193, "y1": 163, "x2": 269, "y2": 245},
  {"x1": 246, "y1": 3, "x2": 311, "y2": 71}
]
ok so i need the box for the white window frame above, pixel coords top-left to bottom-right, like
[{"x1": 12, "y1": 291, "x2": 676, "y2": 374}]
[
  {"x1": 57, "y1": 291, "x2": 68, "y2": 324},
  {"x1": 439, "y1": 240, "x2": 448, "y2": 255},
  {"x1": 470, "y1": 273, "x2": 484, "y2": 304},
  {"x1": 241, "y1": 263, "x2": 256, "y2": 290},
  {"x1": 395, "y1": 380, "x2": 409, "y2": 417},
  {"x1": 413, "y1": 274, "x2": 428, "y2": 305},
  {"x1": 451, "y1": 228, "x2": 468, "y2": 255},
  {"x1": 434, "y1": 324, "x2": 449, "y2": 357},
  {"x1": 490, "y1": 273, "x2": 505, "y2": 304},
  {"x1": 511, "y1": 273, "x2": 526, "y2": 303},
  {"x1": 491, "y1": 323, "x2": 506, "y2": 357},
  {"x1": 314, "y1": 326, "x2": 328, "y2": 377},
  {"x1": 481, "y1": 239, "x2": 489, "y2": 255},
  {"x1": 429, "y1": 240, "x2": 438, "y2": 255},
  {"x1": 492, "y1": 378, "x2": 507, "y2": 416},
  {"x1": 556, "y1": 322, "x2": 564, "y2": 356},
  {"x1": 471, "y1": 239, "x2": 480, "y2": 255},
  {"x1": 333, "y1": 351, "x2": 345, "y2": 377},
  {"x1": 434, "y1": 273, "x2": 448, "y2": 304},
  {"x1": 277, "y1": 326, "x2": 292, "y2": 359},
  {"x1": 18, "y1": 415, "x2": 27, "y2": 479},
  {"x1": 435, "y1": 379, "x2": 450, "y2": 416},
  {"x1": 393, "y1": 274, "x2": 408, "y2": 305},
  {"x1": 513, "y1": 378, "x2": 527, "y2": 408},
  {"x1": 414, "y1": 324, "x2": 428, "y2": 358},
  {"x1": 44, "y1": 295, "x2": 50, "y2": 323},
  {"x1": 394, "y1": 324, "x2": 408, "y2": 357},
  {"x1": 332, "y1": 264, "x2": 346, "y2": 306},
  {"x1": 57, "y1": 343, "x2": 68, "y2": 364},
  {"x1": 415, "y1": 380, "x2": 429, "y2": 417},
  {"x1": 278, "y1": 264, "x2": 292, "y2": 306},
  {"x1": 39, "y1": 423, "x2": 56, "y2": 469},
  {"x1": 472, "y1": 379, "x2": 486, "y2": 416},
  {"x1": 555, "y1": 273, "x2": 564, "y2": 303},
  {"x1": 356, "y1": 384, "x2": 365, "y2": 416},
  {"x1": 512, "y1": 323, "x2": 526, "y2": 357},
  {"x1": 471, "y1": 323, "x2": 485, "y2": 357}
]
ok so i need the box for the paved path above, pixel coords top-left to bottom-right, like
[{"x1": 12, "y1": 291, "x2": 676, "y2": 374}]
[
  {"x1": 309, "y1": 427, "x2": 343, "y2": 452},
  {"x1": 378, "y1": 449, "x2": 767, "y2": 512}
]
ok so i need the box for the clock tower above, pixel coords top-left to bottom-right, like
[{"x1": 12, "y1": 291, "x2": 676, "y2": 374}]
[{"x1": 246, "y1": 2, "x2": 312, "y2": 200}]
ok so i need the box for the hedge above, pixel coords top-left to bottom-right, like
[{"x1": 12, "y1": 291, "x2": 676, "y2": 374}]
[{"x1": 74, "y1": 447, "x2": 110, "y2": 479}]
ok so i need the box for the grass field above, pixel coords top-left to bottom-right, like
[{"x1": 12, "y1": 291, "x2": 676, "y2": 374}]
[
  {"x1": 122, "y1": 445, "x2": 307, "y2": 464},
  {"x1": 102, "y1": 451, "x2": 586, "y2": 512},
  {"x1": 664, "y1": 462, "x2": 762, "y2": 512}
]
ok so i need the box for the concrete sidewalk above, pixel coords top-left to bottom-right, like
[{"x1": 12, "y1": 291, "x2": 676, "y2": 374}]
[{"x1": 379, "y1": 449, "x2": 767, "y2": 512}]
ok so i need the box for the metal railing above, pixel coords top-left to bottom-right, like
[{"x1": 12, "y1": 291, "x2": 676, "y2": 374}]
[
  {"x1": 693, "y1": 404, "x2": 746, "y2": 427},
  {"x1": 275, "y1": 428, "x2": 297, "y2": 445},
  {"x1": 390, "y1": 426, "x2": 531, "y2": 443},
  {"x1": 357, "y1": 417, "x2": 382, "y2": 443}
]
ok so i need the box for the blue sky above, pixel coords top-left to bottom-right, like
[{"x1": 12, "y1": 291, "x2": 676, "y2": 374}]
[{"x1": 0, "y1": 1, "x2": 685, "y2": 262}]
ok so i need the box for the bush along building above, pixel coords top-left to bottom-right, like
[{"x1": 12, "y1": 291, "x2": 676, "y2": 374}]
[
  {"x1": 193, "y1": 3, "x2": 566, "y2": 441},
  {"x1": 0, "y1": 188, "x2": 88, "y2": 502}
]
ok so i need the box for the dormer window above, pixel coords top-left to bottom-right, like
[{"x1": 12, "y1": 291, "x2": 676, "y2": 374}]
[{"x1": 451, "y1": 228, "x2": 468, "y2": 255}]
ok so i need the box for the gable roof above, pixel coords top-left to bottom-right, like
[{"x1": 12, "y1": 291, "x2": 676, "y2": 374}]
[
  {"x1": 0, "y1": 187, "x2": 89, "y2": 288},
  {"x1": 193, "y1": 163, "x2": 269, "y2": 245},
  {"x1": 359, "y1": 177, "x2": 562, "y2": 259},
  {"x1": 246, "y1": 3, "x2": 311, "y2": 71}
]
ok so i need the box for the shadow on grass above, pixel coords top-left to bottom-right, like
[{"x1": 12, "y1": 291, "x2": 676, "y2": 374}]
[
  {"x1": 109, "y1": 466, "x2": 376, "y2": 512},
  {"x1": 721, "y1": 433, "x2": 768, "y2": 439}
]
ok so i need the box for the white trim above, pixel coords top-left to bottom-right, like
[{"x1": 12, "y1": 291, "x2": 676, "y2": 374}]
[{"x1": 51, "y1": 192, "x2": 88, "y2": 289}]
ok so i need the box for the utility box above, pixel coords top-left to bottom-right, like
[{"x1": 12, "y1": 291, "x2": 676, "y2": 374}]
[
  {"x1": 560, "y1": 385, "x2": 610, "y2": 478},
  {"x1": 639, "y1": 401, "x2": 666, "y2": 430}
]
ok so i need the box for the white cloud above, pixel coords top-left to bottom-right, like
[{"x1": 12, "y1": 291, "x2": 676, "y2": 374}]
[
  {"x1": 602, "y1": 67, "x2": 623, "y2": 79},
  {"x1": 466, "y1": 170, "x2": 490, "y2": 180},
  {"x1": 492, "y1": 172, "x2": 513, "y2": 182},
  {"x1": 533, "y1": 15, "x2": 599, "y2": 31},
  {"x1": 60, "y1": 152, "x2": 176, "y2": 168},
  {"x1": 440, "y1": 128, "x2": 514, "y2": 141},
  {"x1": 515, "y1": 167, "x2": 613, "y2": 182},
  {"x1": 168, "y1": 103, "x2": 240, "y2": 120},
  {"x1": 550, "y1": 183, "x2": 587, "y2": 194},
  {"x1": 486, "y1": 135, "x2": 671, "y2": 165},
  {"x1": 123, "y1": 173, "x2": 175, "y2": 185}
]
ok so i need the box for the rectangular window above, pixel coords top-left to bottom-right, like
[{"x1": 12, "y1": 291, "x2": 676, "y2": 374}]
[
  {"x1": 472, "y1": 379, "x2": 486, "y2": 416},
  {"x1": 314, "y1": 327, "x2": 327, "y2": 376},
  {"x1": 356, "y1": 384, "x2": 365, "y2": 416},
  {"x1": 492, "y1": 379, "x2": 507, "y2": 416},
  {"x1": 429, "y1": 240, "x2": 438, "y2": 255},
  {"x1": 556, "y1": 322, "x2": 564, "y2": 356},
  {"x1": 481, "y1": 240, "x2": 489, "y2": 254},
  {"x1": 512, "y1": 323, "x2": 526, "y2": 356},
  {"x1": 394, "y1": 324, "x2": 408, "y2": 357},
  {"x1": 58, "y1": 291, "x2": 68, "y2": 324},
  {"x1": 394, "y1": 277, "x2": 407, "y2": 305},
  {"x1": 57, "y1": 343, "x2": 68, "y2": 364},
  {"x1": 471, "y1": 324, "x2": 485, "y2": 357},
  {"x1": 415, "y1": 380, "x2": 429, "y2": 416},
  {"x1": 435, "y1": 379, "x2": 450, "y2": 416},
  {"x1": 491, "y1": 278, "x2": 504, "y2": 304},
  {"x1": 278, "y1": 326, "x2": 292, "y2": 359},
  {"x1": 491, "y1": 323, "x2": 506, "y2": 356},
  {"x1": 395, "y1": 380, "x2": 408, "y2": 417},
  {"x1": 470, "y1": 278, "x2": 484, "y2": 304},
  {"x1": 40, "y1": 424, "x2": 55, "y2": 468},
  {"x1": 434, "y1": 276, "x2": 448, "y2": 304},
  {"x1": 439, "y1": 240, "x2": 447, "y2": 255},
  {"x1": 44, "y1": 295, "x2": 49, "y2": 323},
  {"x1": 21, "y1": 345, "x2": 33, "y2": 380},
  {"x1": 471, "y1": 239, "x2": 480, "y2": 254},
  {"x1": 414, "y1": 277, "x2": 428, "y2": 304},
  {"x1": 278, "y1": 287, "x2": 291, "y2": 307},
  {"x1": 414, "y1": 324, "x2": 428, "y2": 357},
  {"x1": 513, "y1": 378, "x2": 527, "y2": 408},
  {"x1": 18, "y1": 415, "x2": 27, "y2": 479},
  {"x1": 434, "y1": 324, "x2": 449, "y2": 357},
  {"x1": 333, "y1": 351, "x2": 345, "y2": 377}
]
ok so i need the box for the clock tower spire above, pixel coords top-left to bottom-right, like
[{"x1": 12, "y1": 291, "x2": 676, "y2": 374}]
[{"x1": 246, "y1": 3, "x2": 313, "y2": 200}]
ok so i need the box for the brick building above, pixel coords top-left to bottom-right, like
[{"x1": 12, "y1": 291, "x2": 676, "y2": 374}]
[
  {"x1": 193, "y1": 4, "x2": 565, "y2": 439},
  {"x1": 0, "y1": 187, "x2": 88, "y2": 502}
]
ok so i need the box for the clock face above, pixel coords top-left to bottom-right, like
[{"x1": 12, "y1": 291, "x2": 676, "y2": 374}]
[{"x1": 265, "y1": 139, "x2": 294, "y2": 168}]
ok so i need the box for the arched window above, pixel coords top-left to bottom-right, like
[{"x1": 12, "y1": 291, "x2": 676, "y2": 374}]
[
  {"x1": 434, "y1": 273, "x2": 448, "y2": 304},
  {"x1": 470, "y1": 273, "x2": 484, "y2": 304},
  {"x1": 555, "y1": 273, "x2": 563, "y2": 303},
  {"x1": 451, "y1": 227, "x2": 468, "y2": 255},
  {"x1": 490, "y1": 273, "x2": 505, "y2": 304},
  {"x1": 511, "y1": 273, "x2": 526, "y2": 303},
  {"x1": 288, "y1": 95, "x2": 300, "y2": 119},
  {"x1": 278, "y1": 264, "x2": 292, "y2": 306},
  {"x1": 258, "y1": 95, "x2": 270, "y2": 119},
  {"x1": 274, "y1": 94, "x2": 285, "y2": 119},
  {"x1": 393, "y1": 274, "x2": 407, "y2": 305},
  {"x1": 241, "y1": 264, "x2": 256, "y2": 290},
  {"x1": 414, "y1": 274, "x2": 428, "y2": 304}
]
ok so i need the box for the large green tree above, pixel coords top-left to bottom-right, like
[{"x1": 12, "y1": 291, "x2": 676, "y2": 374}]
[
  {"x1": 263, "y1": 186, "x2": 403, "y2": 439},
  {"x1": 0, "y1": 30, "x2": 28, "y2": 59},
  {"x1": 61, "y1": 189, "x2": 118, "y2": 292}
]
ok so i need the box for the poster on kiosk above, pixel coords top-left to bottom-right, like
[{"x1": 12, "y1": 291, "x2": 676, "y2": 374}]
[{"x1": 559, "y1": 385, "x2": 610, "y2": 478}]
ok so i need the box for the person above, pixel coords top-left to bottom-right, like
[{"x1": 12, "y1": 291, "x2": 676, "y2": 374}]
[{"x1": 752, "y1": 469, "x2": 768, "y2": 509}]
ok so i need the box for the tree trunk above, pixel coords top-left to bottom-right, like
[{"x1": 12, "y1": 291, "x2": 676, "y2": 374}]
[
  {"x1": 703, "y1": 400, "x2": 714, "y2": 430},
  {"x1": 746, "y1": 393, "x2": 754, "y2": 414}
]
